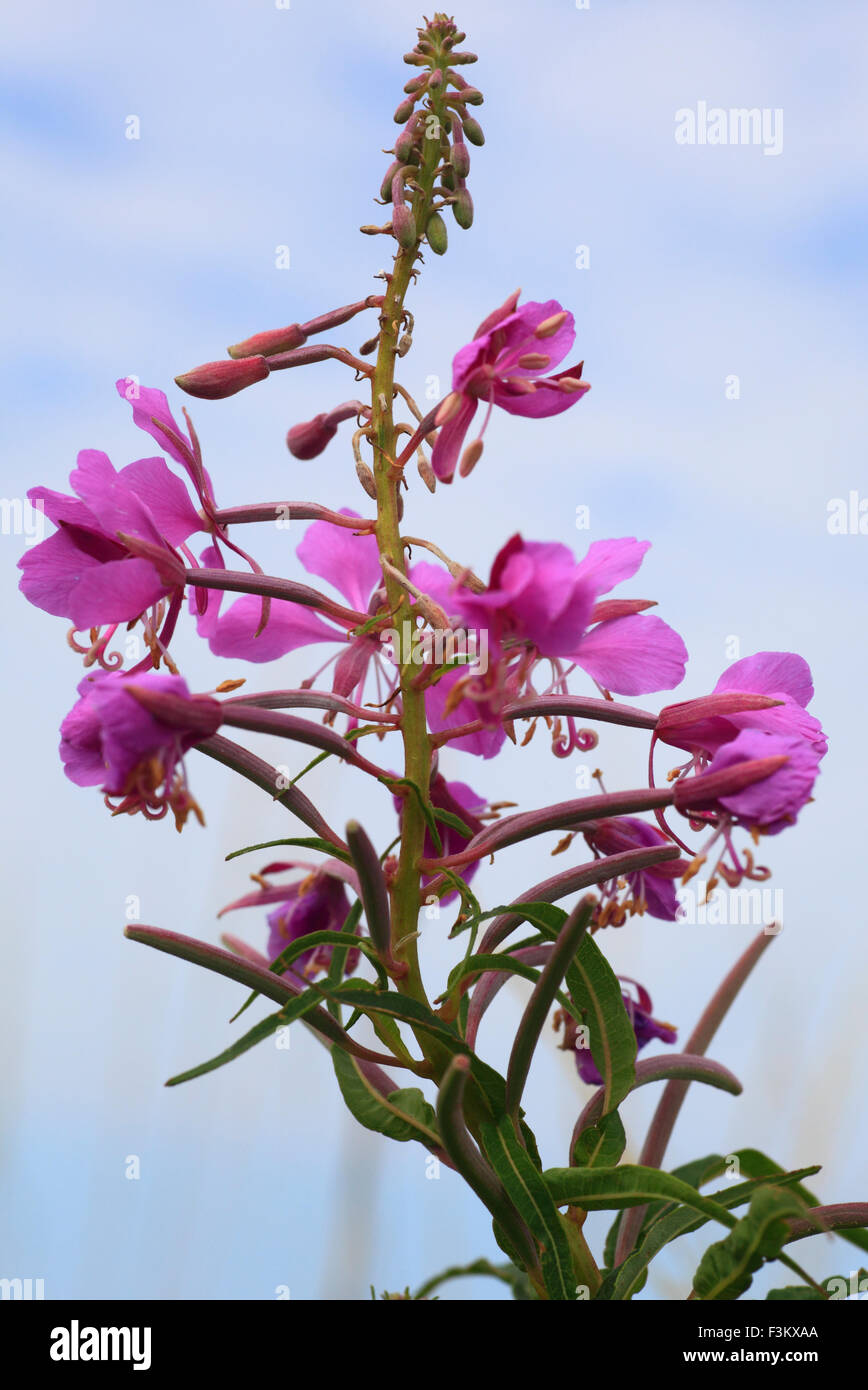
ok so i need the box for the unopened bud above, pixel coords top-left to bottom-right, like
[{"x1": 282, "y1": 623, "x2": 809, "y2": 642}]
[
  {"x1": 428, "y1": 67, "x2": 444, "y2": 88},
  {"x1": 426, "y1": 211, "x2": 449, "y2": 255},
  {"x1": 394, "y1": 97, "x2": 416, "y2": 124},
  {"x1": 451, "y1": 125, "x2": 471, "y2": 179},
  {"x1": 462, "y1": 115, "x2": 485, "y2": 146},
  {"x1": 287, "y1": 413, "x2": 338, "y2": 461},
  {"x1": 392, "y1": 203, "x2": 417, "y2": 250},
  {"x1": 228, "y1": 325, "x2": 306, "y2": 359},
  {"x1": 534, "y1": 310, "x2": 570, "y2": 340},
  {"x1": 456, "y1": 86, "x2": 483, "y2": 105},
  {"x1": 450, "y1": 52, "x2": 478, "y2": 65},
  {"x1": 355, "y1": 458, "x2": 378, "y2": 499},
  {"x1": 175, "y1": 355, "x2": 269, "y2": 400},
  {"x1": 417, "y1": 453, "x2": 437, "y2": 492},
  {"x1": 459, "y1": 438, "x2": 484, "y2": 477},
  {"x1": 452, "y1": 186, "x2": 474, "y2": 229},
  {"x1": 394, "y1": 115, "x2": 421, "y2": 162},
  {"x1": 404, "y1": 73, "x2": 428, "y2": 93}
]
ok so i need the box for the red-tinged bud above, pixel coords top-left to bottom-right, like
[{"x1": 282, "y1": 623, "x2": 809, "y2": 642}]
[
  {"x1": 535, "y1": 310, "x2": 570, "y2": 340},
  {"x1": 450, "y1": 52, "x2": 478, "y2": 65},
  {"x1": 227, "y1": 324, "x2": 306, "y2": 359},
  {"x1": 394, "y1": 96, "x2": 416, "y2": 124},
  {"x1": 462, "y1": 115, "x2": 485, "y2": 146},
  {"x1": 380, "y1": 158, "x2": 403, "y2": 202},
  {"x1": 286, "y1": 400, "x2": 365, "y2": 460},
  {"x1": 450, "y1": 119, "x2": 471, "y2": 178},
  {"x1": 452, "y1": 186, "x2": 474, "y2": 229},
  {"x1": 440, "y1": 164, "x2": 456, "y2": 191},
  {"x1": 394, "y1": 114, "x2": 421, "y2": 162},
  {"x1": 658, "y1": 692, "x2": 785, "y2": 733},
  {"x1": 404, "y1": 73, "x2": 428, "y2": 93},
  {"x1": 673, "y1": 754, "x2": 790, "y2": 813},
  {"x1": 175, "y1": 355, "x2": 269, "y2": 400},
  {"x1": 403, "y1": 51, "x2": 429, "y2": 66},
  {"x1": 456, "y1": 86, "x2": 483, "y2": 105},
  {"x1": 429, "y1": 67, "x2": 444, "y2": 88},
  {"x1": 392, "y1": 202, "x2": 417, "y2": 249},
  {"x1": 301, "y1": 298, "x2": 383, "y2": 337},
  {"x1": 590, "y1": 598, "x2": 657, "y2": 624},
  {"x1": 356, "y1": 458, "x2": 377, "y2": 499},
  {"x1": 426, "y1": 211, "x2": 449, "y2": 255},
  {"x1": 459, "y1": 438, "x2": 483, "y2": 477},
  {"x1": 417, "y1": 453, "x2": 436, "y2": 492}
]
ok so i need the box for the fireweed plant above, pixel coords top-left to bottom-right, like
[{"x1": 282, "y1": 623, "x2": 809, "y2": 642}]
[{"x1": 21, "y1": 16, "x2": 867, "y2": 1301}]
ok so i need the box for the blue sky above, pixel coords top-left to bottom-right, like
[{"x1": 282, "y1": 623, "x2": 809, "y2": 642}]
[{"x1": 2, "y1": 0, "x2": 867, "y2": 1299}]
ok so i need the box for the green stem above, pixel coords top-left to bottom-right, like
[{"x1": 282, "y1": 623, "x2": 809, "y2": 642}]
[{"x1": 368, "y1": 80, "x2": 449, "y2": 1056}]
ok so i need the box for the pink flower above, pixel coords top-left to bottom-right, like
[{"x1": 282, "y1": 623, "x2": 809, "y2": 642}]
[
  {"x1": 219, "y1": 860, "x2": 361, "y2": 980},
  {"x1": 430, "y1": 291, "x2": 590, "y2": 481},
  {"x1": 198, "y1": 512, "x2": 393, "y2": 706},
  {"x1": 412, "y1": 534, "x2": 687, "y2": 758},
  {"x1": 658, "y1": 651, "x2": 827, "y2": 759},
  {"x1": 583, "y1": 817, "x2": 689, "y2": 923},
  {"x1": 60, "y1": 671, "x2": 221, "y2": 829},
  {"x1": 19, "y1": 448, "x2": 196, "y2": 629},
  {"x1": 559, "y1": 978, "x2": 677, "y2": 1085},
  {"x1": 685, "y1": 728, "x2": 822, "y2": 835}
]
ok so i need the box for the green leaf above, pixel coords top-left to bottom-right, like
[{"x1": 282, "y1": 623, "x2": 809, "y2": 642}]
[
  {"x1": 565, "y1": 935, "x2": 636, "y2": 1116},
  {"x1": 166, "y1": 992, "x2": 320, "y2": 1086},
  {"x1": 449, "y1": 899, "x2": 567, "y2": 941},
  {"x1": 766, "y1": 1286, "x2": 825, "y2": 1301},
  {"x1": 572, "y1": 1111, "x2": 627, "y2": 1169},
  {"x1": 605, "y1": 1166, "x2": 822, "y2": 1301},
  {"x1": 481, "y1": 1116, "x2": 576, "y2": 1302},
  {"x1": 692, "y1": 1186, "x2": 807, "y2": 1300},
  {"x1": 391, "y1": 776, "x2": 442, "y2": 853},
  {"x1": 433, "y1": 806, "x2": 475, "y2": 838},
  {"x1": 331, "y1": 1049, "x2": 441, "y2": 1148},
  {"x1": 544, "y1": 1164, "x2": 737, "y2": 1231},
  {"x1": 225, "y1": 836, "x2": 352, "y2": 864}
]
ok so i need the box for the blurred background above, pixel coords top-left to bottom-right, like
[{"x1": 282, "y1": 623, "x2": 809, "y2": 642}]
[{"x1": 2, "y1": 0, "x2": 866, "y2": 1299}]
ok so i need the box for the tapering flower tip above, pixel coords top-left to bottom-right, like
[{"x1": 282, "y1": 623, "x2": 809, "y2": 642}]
[
  {"x1": 286, "y1": 400, "x2": 363, "y2": 461},
  {"x1": 461, "y1": 115, "x2": 485, "y2": 146},
  {"x1": 673, "y1": 751, "x2": 789, "y2": 812},
  {"x1": 658, "y1": 691, "x2": 784, "y2": 734},
  {"x1": 392, "y1": 202, "x2": 417, "y2": 250},
  {"x1": 175, "y1": 355, "x2": 269, "y2": 400},
  {"x1": 227, "y1": 324, "x2": 306, "y2": 359},
  {"x1": 393, "y1": 96, "x2": 416, "y2": 124},
  {"x1": 459, "y1": 437, "x2": 483, "y2": 477},
  {"x1": 426, "y1": 210, "x2": 449, "y2": 255},
  {"x1": 428, "y1": 66, "x2": 444, "y2": 88},
  {"x1": 454, "y1": 85, "x2": 483, "y2": 105},
  {"x1": 124, "y1": 681, "x2": 223, "y2": 738},
  {"x1": 452, "y1": 185, "x2": 474, "y2": 229}
]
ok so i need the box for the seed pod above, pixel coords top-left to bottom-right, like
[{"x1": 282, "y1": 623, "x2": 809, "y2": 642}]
[
  {"x1": 393, "y1": 97, "x2": 416, "y2": 124},
  {"x1": 355, "y1": 458, "x2": 378, "y2": 499},
  {"x1": 452, "y1": 186, "x2": 474, "y2": 230},
  {"x1": 417, "y1": 453, "x2": 436, "y2": 492},
  {"x1": 426, "y1": 211, "x2": 449, "y2": 255}
]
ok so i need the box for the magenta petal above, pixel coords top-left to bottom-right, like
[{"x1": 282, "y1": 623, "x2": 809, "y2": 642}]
[
  {"x1": 573, "y1": 537, "x2": 651, "y2": 597},
  {"x1": 430, "y1": 395, "x2": 478, "y2": 481},
  {"x1": 491, "y1": 376, "x2": 587, "y2": 419},
  {"x1": 295, "y1": 512, "x2": 382, "y2": 613},
  {"x1": 119, "y1": 456, "x2": 203, "y2": 545},
  {"x1": 208, "y1": 594, "x2": 341, "y2": 662},
  {"x1": 69, "y1": 450, "x2": 162, "y2": 545},
  {"x1": 117, "y1": 380, "x2": 189, "y2": 465},
  {"x1": 19, "y1": 528, "x2": 102, "y2": 617},
  {"x1": 27, "y1": 485, "x2": 98, "y2": 530},
  {"x1": 423, "y1": 671, "x2": 506, "y2": 759},
  {"x1": 714, "y1": 652, "x2": 814, "y2": 709},
  {"x1": 67, "y1": 557, "x2": 172, "y2": 628},
  {"x1": 574, "y1": 613, "x2": 688, "y2": 695}
]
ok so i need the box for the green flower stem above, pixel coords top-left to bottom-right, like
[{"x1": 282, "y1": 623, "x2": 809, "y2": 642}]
[{"x1": 369, "y1": 77, "x2": 450, "y2": 1068}]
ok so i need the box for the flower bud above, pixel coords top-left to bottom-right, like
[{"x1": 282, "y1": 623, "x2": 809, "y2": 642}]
[
  {"x1": 450, "y1": 52, "x2": 478, "y2": 65},
  {"x1": 392, "y1": 203, "x2": 417, "y2": 249},
  {"x1": 403, "y1": 73, "x2": 428, "y2": 93},
  {"x1": 426, "y1": 211, "x2": 449, "y2": 255},
  {"x1": 379, "y1": 158, "x2": 405, "y2": 203},
  {"x1": 393, "y1": 96, "x2": 416, "y2": 124},
  {"x1": 462, "y1": 115, "x2": 485, "y2": 146},
  {"x1": 175, "y1": 355, "x2": 269, "y2": 400},
  {"x1": 457, "y1": 86, "x2": 483, "y2": 105},
  {"x1": 394, "y1": 116, "x2": 420, "y2": 162},
  {"x1": 450, "y1": 122, "x2": 471, "y2": 178},
  {"x1": 286, "y1": 400, "x2": 364, "y2": 460},
  {"x1": 227, "y1": 326, "x2": 306, "y2": 359},
  {"x1": 428, "y1": 67, "x2": 444, "y2": 88},
  {"x1": 452, "y1": 186, "x2": 474, "y2": 229}
]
